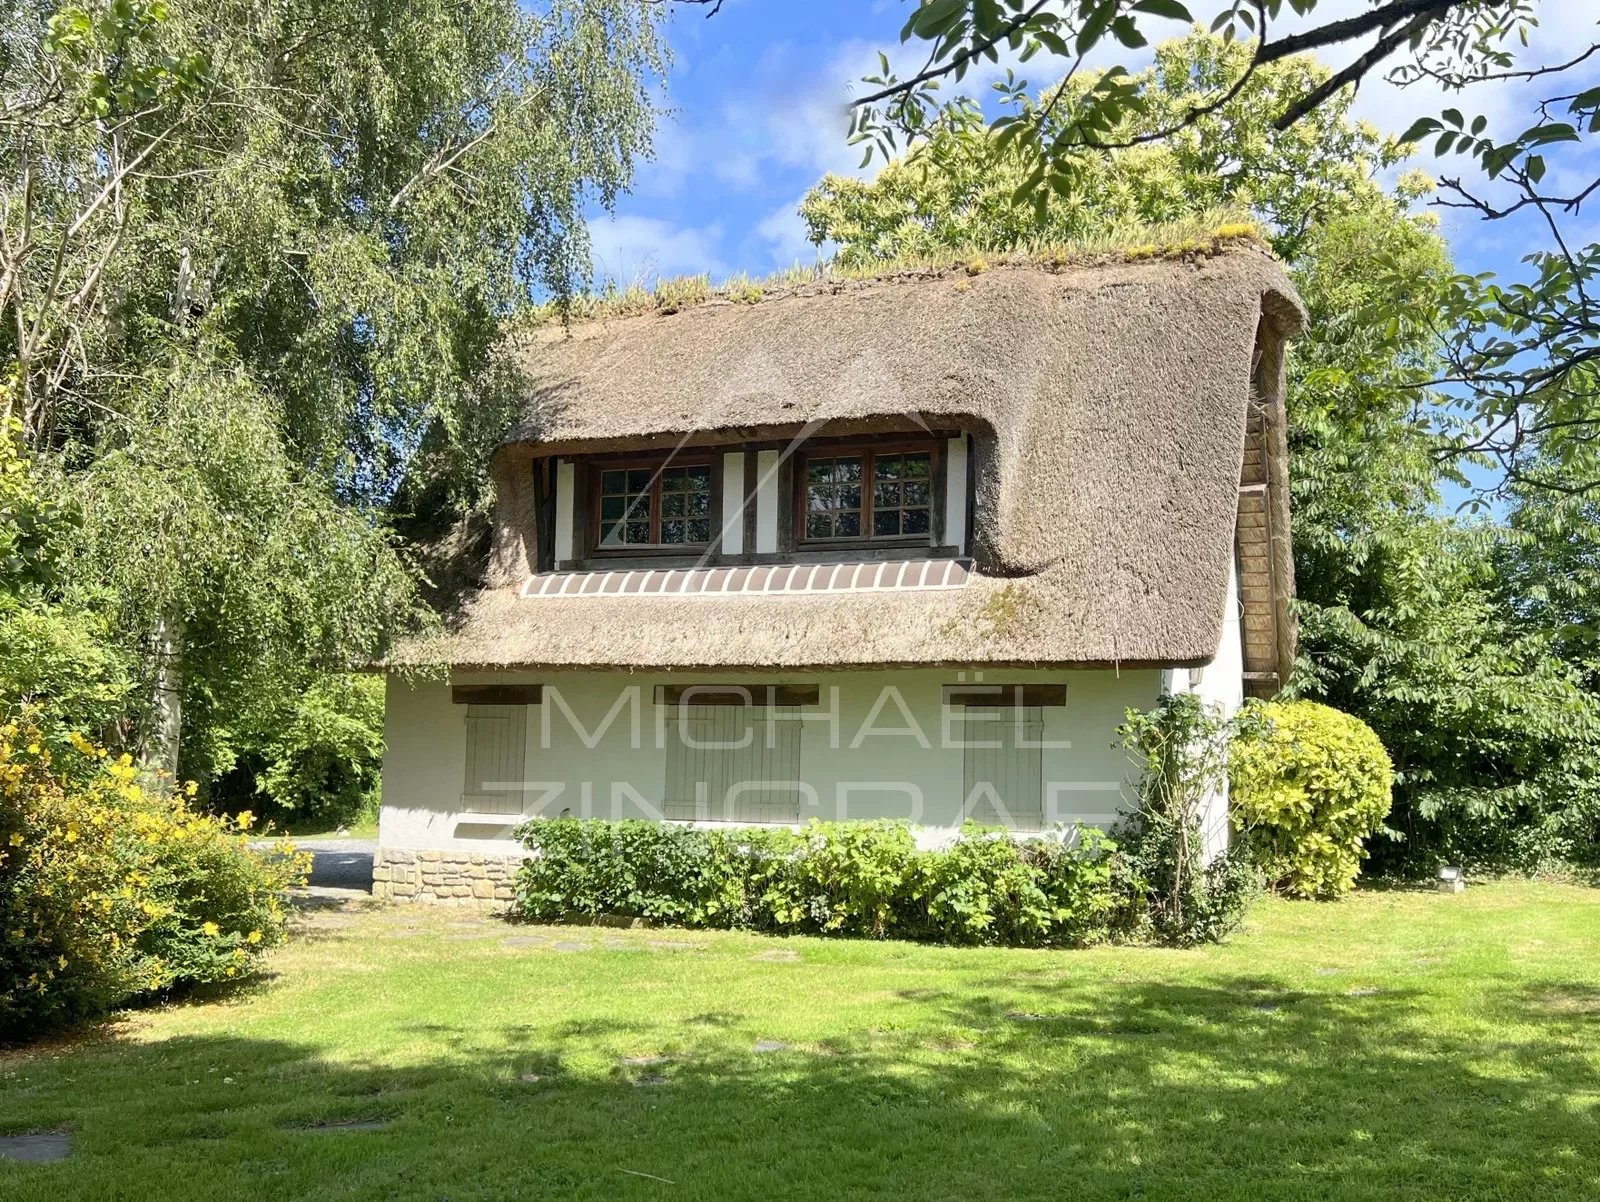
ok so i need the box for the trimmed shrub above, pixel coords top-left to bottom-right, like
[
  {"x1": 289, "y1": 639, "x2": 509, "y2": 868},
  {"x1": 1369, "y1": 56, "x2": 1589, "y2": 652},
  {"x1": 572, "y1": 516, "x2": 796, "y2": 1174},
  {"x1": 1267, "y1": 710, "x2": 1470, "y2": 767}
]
[
  {"x1": 0, "y1": 715, "x2": 308, "y2": 1039},
  {"x1": 513, "y1": 818, "x2": 1118, "y2": 947},
  {"x1": 750, "y1": 820, "x2": 917, "y2": 938},
  {"x1": 514, "y1": 818, "x2": 749, "y2": 927},
  {"x1": 916, "y1": 826, "x2": 1116, "y2": 946},
  {"x1": 1229, "y1": 699, "x2": 1395, "y2": 899}
]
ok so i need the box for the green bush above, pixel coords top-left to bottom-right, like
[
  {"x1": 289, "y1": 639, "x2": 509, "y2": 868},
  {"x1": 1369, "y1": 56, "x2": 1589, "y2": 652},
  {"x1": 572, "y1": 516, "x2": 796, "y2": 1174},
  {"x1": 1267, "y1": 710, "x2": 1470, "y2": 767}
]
[
  {"x1": 513, "y1": 818, "x2": 1118, "y2": 947},
  {"x1": 1229, "y1": 699, "x2": 1395, "y2": 898},
  {"x1": 1115, "y1": 694, "x2": 1262, "y2": 945},
  {"x1": 751, "y1": 820, "x2": 916, "y2": 937},
  {"x1": 0, "y1": 714, "x2": 308, "y2": 1040},
  {"x1": 514, "y1": 819, "x2": 750, "y2": 927}
]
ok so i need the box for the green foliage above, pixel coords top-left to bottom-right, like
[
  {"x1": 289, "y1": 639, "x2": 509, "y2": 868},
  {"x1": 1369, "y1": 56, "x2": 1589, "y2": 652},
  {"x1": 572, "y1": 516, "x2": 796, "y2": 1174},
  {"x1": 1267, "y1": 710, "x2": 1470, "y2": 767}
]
[
  {"x1": 2, "y1": 0, "x2": 667, "y2": 779},
  {"x1": 1229, "y1": 701, "x2": 1395, "y2": 899},
  {"x1": 0, "y1": 713, "x2": 308, "y2": 1039},
  {"x1": 514, "y1": 818, "x2": 1121, "y2": 947},
  {"x1": 1115, "y1": 694, "x2": 1261, "y2": 945},
  {"x1": 514, "y1": 819, "x2": 749, "y2": 928},
  {"x1": 199, "y1": 675, "x2": 386, "y2": 829},
  {"x1": 808, "y1": 35, "x2": 1415, "y2": 267}
]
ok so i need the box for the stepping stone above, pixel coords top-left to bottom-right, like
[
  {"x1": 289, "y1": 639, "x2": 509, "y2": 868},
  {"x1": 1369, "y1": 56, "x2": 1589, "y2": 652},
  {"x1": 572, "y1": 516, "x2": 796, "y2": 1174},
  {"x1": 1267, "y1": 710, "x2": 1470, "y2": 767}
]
[
  {"x1": 1007, "y1": 1011, "x2": 1048, "y2": 1022},
  {"x1": 296, "y1": 1119, "x2": 393, "y2": 1133},
  {"x1": 552, "y1": 940, "x2": 588, "y2": 952},
  {"x1": 501, "y1": 936, "x2": 549, "y2": 948},
  {"x1": 753, "y1": 1040, "x2": 788, "y2": 1053},
  {"x1": 1345, "y1": 986, "x2": 1381, "y2": 998},
  {"x1": 646, "y1": 939, "x2": 703, "y2": 952},
  {"x1": 632, "y1": 1074, "x2": 668, "y2": 1087},
  {"x1": 621, "y1": 1055, "x2": 669, "y2": 1067},
  {"x1": 0, "y1": 1131, "x2": 71, "y2": 1163},
  {"x1": 518, "y1": 1073, "x2": 545, "y2": 1084},
  {"x1": 751, "y1": 949, "x2": 801, "y2": 963}
]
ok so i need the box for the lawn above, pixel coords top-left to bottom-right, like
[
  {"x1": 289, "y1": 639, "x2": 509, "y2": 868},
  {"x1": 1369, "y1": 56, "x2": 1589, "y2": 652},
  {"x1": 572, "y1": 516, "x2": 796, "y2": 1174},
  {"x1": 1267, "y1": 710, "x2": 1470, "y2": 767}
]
[{"x1": 3, "y1": 882, "x2": 1598, "y2": 1201}]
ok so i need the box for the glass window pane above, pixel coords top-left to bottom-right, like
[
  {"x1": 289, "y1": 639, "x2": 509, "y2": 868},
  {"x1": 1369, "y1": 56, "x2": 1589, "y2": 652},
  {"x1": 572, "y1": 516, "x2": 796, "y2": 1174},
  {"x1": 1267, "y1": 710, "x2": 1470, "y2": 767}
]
[
  {"x1": 624, "y1": 493, "x2": 652, "y2": 519},
  {"x1": 903, "y1": 507, "x2": 930, "y2": 535},
  {"x1": 837, "y1": 485, "x2": 861, "y2": 511},
  {"x1": 808, "y1": 459, "x2": 834, "y2": 484},
  {"x1": 875, "y1": 455, "x2": 901, "y2": 481},
  {"x1": 688, "y1": 491, "x2": 710, "y2": 516},
  {"x1": 660, "y1": 466, "x2": 686, "y2": 488},
  {"x1": 662, "y1": 520, "x2": 686, "y2": 543},
  {"x1": 600, "y1": 521, "x2": 625, "y2": 547},
  {"x1": 836, "y1": 512, "x2": 861, "y2": 537},
  {"x1": 874, "y1": 482, "x2": 901, "y2": 509},
  {"x1": 662, "y1": 492, "x2": 686, "y2": 517},
  {"x1": 687, "y1": 466, "x2": 712, "y2": 490},
  {"x1": 902, "y1": 453, "x2": 931, "y2": 478},
  {"x1": 806, "y1": 514, "x2": 832, "y2": 539},
  {"x1": 903, "y1": 480, "x2": 930, "y2": 506},
  {"x1": 836, "y1": 457, "x2": 862, "y2": 482},
  {"x1": 600, "y1": 496, "x2": 625, "y2": 520},
  {"x1": 687, "y1": 519, "x2": 710, "y2": 543},
  {"x1": 807, "y1": 485, "x2": 834, "y2": 512},
  {"x1": 627, "y1": 468, "x2": 654, "y2": 492},
  {"x1": 601, "y1": 470, "x2": 626, "y2": 494},
  {"x1": 873, "y1": 510, "x2": 900, "y2": 537},
  {"x1": 625, "y1": 520, "x2": 651, "y2": 544}
]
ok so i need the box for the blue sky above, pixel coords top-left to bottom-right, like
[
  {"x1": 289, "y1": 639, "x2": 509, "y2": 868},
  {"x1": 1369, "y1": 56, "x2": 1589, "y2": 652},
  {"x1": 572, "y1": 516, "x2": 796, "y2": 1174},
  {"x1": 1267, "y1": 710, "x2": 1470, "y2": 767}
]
[{"x1": 590, "y1": 0, "x2": 1599, "y2": 296}]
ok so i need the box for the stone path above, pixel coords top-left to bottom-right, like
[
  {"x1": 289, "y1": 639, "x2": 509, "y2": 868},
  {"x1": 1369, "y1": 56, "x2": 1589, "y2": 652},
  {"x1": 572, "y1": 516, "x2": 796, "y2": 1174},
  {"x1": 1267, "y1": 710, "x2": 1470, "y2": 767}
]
[{"x1": 0, "y1": 1131, "x2": 71, "y2": 1163}]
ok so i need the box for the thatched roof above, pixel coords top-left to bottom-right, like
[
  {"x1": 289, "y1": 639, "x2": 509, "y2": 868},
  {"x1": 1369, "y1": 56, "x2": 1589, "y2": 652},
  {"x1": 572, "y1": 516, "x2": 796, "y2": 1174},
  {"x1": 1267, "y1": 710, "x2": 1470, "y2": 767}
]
[{"x1": 403, "y1": 246, "x2": 1305, "y2": 671}]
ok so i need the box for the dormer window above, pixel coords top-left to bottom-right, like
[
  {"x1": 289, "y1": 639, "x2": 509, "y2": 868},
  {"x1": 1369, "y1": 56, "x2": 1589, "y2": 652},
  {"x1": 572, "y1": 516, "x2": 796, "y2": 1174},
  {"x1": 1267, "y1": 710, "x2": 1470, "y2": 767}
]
[
  {"x1": 595, "y1": 460, "x2": 713, "y2": 549},
  {"x1": 799, "y1": 442, "x2": 936, "y2": 544}
]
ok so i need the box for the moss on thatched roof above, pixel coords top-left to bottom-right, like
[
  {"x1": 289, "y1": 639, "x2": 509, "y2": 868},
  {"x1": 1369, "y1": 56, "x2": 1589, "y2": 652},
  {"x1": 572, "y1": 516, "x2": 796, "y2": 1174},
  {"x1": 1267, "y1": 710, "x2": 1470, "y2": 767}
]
[{"x1": 402, "y1": 241, "x2": 1303, "y2": 672}]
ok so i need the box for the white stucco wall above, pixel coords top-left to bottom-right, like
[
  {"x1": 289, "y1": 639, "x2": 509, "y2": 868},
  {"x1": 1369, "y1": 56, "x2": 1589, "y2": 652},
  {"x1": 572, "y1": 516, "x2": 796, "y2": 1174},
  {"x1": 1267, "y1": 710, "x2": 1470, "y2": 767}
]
[
  {"x1": 379, "y1": 666, "x2": 1164, "y2": 856},
  {"x1": 1161, "y1": 560, "x2": 1245, "y2": 861}
]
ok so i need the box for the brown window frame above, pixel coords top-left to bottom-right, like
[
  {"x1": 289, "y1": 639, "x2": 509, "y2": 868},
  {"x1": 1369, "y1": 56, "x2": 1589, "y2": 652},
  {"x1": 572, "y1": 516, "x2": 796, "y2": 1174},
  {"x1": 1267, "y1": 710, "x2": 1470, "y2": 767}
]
[
  {"x1": 590, "y1": 455, "x2": 718, "y2": 555},
  {"x1": 794, "y1": 439, "x2": 941, "y2": 548}
]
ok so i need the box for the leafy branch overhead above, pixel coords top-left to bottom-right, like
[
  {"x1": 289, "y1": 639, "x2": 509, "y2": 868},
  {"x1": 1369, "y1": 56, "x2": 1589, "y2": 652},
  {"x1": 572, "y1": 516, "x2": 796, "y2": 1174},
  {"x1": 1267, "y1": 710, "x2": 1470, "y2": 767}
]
[{"x1": 848, "y1": 0, "x2": 1600, "y2": 501}]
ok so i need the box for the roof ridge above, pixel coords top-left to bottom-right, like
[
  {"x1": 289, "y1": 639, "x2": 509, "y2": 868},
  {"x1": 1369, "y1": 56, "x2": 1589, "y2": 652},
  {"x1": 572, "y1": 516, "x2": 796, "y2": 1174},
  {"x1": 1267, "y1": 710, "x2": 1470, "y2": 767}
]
[{"x1": 516, "y1": 225, "x2": 1277, "y2": 331}]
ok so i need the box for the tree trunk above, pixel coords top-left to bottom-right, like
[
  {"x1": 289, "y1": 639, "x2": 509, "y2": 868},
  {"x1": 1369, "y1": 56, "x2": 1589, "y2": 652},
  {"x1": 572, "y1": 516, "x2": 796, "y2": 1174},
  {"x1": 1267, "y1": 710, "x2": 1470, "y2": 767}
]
[{"x1": 146, "y1": 610, "x2": 185, "y2": 780}]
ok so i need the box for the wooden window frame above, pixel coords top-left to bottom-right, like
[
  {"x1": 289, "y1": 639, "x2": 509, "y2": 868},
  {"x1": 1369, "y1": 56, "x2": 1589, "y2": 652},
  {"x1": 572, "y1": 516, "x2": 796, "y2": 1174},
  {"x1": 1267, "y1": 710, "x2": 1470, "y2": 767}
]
[
  {"x1": 588, "y1": 454, "x2": 719, "y2": 557},
  {"x1": 452, "y1": 685, "x2": 544, "y2": 706},
  {"x1": 654, "y1": 684, "x2": 821, "y2": 707},
  {"x1": 942, "y1": 684, "x2": 1067, "y2": 708},
  {"x1": 794, "y1": 438, "x2": 943, "y2": 551}
]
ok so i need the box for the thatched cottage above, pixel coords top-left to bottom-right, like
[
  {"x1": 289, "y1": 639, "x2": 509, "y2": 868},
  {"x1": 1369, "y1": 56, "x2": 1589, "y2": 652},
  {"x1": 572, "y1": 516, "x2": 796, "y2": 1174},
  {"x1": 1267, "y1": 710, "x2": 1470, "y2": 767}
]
[{"x1": 374, "y1": 244, "x2": 1304, "y2": 903}]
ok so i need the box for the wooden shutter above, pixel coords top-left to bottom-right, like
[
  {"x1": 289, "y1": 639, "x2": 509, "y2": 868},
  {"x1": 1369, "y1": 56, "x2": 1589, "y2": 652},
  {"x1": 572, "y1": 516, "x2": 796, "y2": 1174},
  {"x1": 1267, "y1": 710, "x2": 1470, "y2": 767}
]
[
  {"x1": 462, "y1": 704, "x2": 527, "y2": 816},
  {"x1": 664, "y1": 706, "x2": 803, "y2": 823},
  {"x1": 962, "y1": 706, "x2": 1044, "y2": 830}
]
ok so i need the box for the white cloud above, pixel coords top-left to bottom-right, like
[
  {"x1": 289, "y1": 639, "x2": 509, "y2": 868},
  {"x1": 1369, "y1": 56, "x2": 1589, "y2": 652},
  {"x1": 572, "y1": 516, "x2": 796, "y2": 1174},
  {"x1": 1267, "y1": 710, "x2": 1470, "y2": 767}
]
[
  {"x1": 754, "y1": 195, "x2": 824, "y2": 268},
  {"x1": 587, "y1": 215, "x2": 728, "y2": 286}
]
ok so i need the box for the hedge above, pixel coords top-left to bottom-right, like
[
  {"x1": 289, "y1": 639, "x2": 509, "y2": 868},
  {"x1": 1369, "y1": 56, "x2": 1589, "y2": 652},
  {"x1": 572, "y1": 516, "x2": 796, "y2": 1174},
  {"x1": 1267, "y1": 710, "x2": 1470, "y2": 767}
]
[{"x1": 513, "y1": 818, "x2": 1119, "y2": 947}]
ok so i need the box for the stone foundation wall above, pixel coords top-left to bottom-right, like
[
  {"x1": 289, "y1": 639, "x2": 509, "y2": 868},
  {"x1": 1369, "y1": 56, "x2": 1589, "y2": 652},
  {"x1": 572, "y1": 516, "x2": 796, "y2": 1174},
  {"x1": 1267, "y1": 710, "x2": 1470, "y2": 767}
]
[{"x1": 372, "y1": 848, "x2": 524, "y2": 906}]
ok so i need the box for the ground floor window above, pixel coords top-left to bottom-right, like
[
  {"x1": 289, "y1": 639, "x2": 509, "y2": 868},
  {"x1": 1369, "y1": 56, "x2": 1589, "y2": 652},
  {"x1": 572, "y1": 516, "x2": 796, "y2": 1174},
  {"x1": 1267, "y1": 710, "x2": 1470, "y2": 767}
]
[
  {"x1": 663, "y1": 705, "x2": 804, "y2": 823},
  {"x1": 960, "y1": 706, "x2": 1044, "y2": 830},
  {"x1": 462, "y1": 704, "x2": 527, "y2": 815}
]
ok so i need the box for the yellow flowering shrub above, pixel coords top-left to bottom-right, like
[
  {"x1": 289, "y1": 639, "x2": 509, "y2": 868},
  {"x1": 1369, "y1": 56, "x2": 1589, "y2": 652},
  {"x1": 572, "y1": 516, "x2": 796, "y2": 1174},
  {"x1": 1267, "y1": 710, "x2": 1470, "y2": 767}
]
[
  {"x1": 1, "y1": 715, "x2": 309, "y2": 1038},
  {"x1": 1229, "y1": 700, "x2": 1395, "y2": 899}
]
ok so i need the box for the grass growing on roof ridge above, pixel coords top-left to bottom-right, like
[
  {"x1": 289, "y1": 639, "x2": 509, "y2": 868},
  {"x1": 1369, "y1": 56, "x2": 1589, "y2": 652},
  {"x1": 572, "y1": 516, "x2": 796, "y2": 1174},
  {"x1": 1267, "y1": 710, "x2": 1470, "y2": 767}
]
[{"x1": 522, "y1": 208, "x2": 1265, "y2": 327}]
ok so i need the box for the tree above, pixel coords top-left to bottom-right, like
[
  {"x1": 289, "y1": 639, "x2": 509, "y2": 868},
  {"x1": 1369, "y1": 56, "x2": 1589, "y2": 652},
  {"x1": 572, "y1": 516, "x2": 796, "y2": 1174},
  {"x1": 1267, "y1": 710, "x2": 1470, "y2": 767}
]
[
  {"x1": 840, "y1": 0, "x2": 1599, "y2": 504},
  {"x1": 2, "y1": 0, "x2": 666, "y2": 777},
  {"x1": 803, "y1": 33, "x2": 1600, "y2": 872}
]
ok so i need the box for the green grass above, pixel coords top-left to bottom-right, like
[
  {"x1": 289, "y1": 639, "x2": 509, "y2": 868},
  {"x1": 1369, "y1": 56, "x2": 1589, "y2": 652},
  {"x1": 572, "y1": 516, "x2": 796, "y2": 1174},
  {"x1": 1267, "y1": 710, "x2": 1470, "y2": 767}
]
[
  {"x1": 521, "y1": 207, "x2": 1262, "y2": 327},
  {"x1": 4, "y1": 881, "x2": 1598, "y2": 1200}
]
